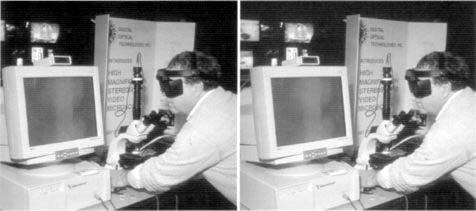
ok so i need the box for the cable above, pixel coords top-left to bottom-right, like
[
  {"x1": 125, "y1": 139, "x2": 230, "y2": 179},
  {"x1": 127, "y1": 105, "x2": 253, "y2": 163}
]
[
  {"x1": 114, "y1": 82, "x2": 133, "y2": 118},
  {"x1": 100, "y1": 200, "x2": 109, "y2": 210},
  {"x1": 348, "y1": 201, "x2": 357, "y2": 210},
  {"x1": 386, "y1": 53, "x2": 392, "y2": 67},
  {"x1": 114, "y1": 82, "x2": 133, "y2": 137},
  {"x1": 364, "y1": 83, "x2": 382, "y2": 137},
  {"x1": 357, "y1": 199, "x2": 365, "y2": 209},
  {"x1": 94, "y1": 194, "x2": 109, "y2": 211},
  {"x1": 424, "y1": 194, "x2": 428, "y2": 210},
  {"x1": 175, "y1": 194, "x2": 179, "y2": 211},
  {"x1": 404, "y1": 194, "x2": 409, "y2": 210},
  {"x1": 139, "y1": 134, "x2": 175, "y2": 151},
  {"x1": 365, "y1": 53, "x2": 392, "y2": 137},
  {"x1": 137, "y1": 52, "x2": 142, "y2": 67},
  {"x1": 389, "y1": 134, "x2": 423, "y2": 151},
  {"x1": 109, "y1": 200, "x2": 117, "y2": 211},
  {"x1": 342, "y1": 193, "x2": 357, "y2": 210},
  {"x1": 155, "y1": 194, "x2": 160, "y2": 211}
]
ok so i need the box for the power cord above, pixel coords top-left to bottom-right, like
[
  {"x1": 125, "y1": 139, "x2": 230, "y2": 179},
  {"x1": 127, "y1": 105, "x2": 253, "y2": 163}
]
[
  {"x1": 175, "y1": 194, "x2": 179, "y2": 210},
  {"x1": 155, "y1": 194, "x2": 160, "y2": 211},
  {"x1": 139, "y1": 134, "x2": 175, "y2": 151},
  {"x1": 424, "y1": 194, "x2": 428, "y2": 210},
  {"x1": 114, "y1": 82, "x2": 133, "y2": 137},
  {"x1": 357, "y1": 199, "x2": 365, "y2": 209},
  {"x1": 94, "y1": 194, "x2": 109, "y2": 211},
  {"x1": 342, "y1": 193, "x2": 358, "y2": 210},
  {"x1": 404, "y1": 194, "x2": 409, "y2": 210},
  {"x1": 364, "y1": 82, "x2": 382, "y2": 137},
  {"x1": 389, "y1": 134, "x2": 422, "y2": 151},
  {"x1": 109, "y1": 200, "x2": 117, "y2": 211}
]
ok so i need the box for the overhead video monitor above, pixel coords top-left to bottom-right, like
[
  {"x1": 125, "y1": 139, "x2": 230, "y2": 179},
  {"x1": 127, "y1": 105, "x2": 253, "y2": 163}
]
[
  {"x1": 241, "y1": 19, "x2": 260, "y2": 42},
  {"x1": 30, "y1": 22, "x2": 60, "y2": 43},
  {"x1": 284, "y1": 22, "x2": 314, "y2": 43}
]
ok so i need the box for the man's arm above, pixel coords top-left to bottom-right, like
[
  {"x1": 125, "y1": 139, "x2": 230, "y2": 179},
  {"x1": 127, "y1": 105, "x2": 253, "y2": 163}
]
[
  {"x1": 128, "y1": 124, "x2": 220, "y2": 192},
  {"x1": 376, "y1": 123, "x2": 470, "y2": 193}
]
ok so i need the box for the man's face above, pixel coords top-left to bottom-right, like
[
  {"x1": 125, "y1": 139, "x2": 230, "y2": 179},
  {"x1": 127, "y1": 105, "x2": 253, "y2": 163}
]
[
  {"x1": 412, "y1": 69, "x2": 451, "y2": 115},
  {"x1": 413, "y1": 79, "x2": 438, "y2": 114},
  {"x1": 165, "y1": 77, "x2": 199, "y2": 115}
]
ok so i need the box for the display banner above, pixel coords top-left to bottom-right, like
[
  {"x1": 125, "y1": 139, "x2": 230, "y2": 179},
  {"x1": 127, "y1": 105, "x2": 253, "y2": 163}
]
[
  {"x1": 345, "y1": 15, "x2": 446, "y2": 145},
  {"x1": 95, "y1": 15, "x2": 195, "y2": 144}
]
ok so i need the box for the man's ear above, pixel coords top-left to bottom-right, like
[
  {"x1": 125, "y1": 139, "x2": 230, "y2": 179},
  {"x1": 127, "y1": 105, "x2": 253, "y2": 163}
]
[
  {"x1": 435, "y1": 82, "x2": 453, "y2": 97},
  {"x1": 192, "y1": 81, "x2": 204, "y2": 95}
]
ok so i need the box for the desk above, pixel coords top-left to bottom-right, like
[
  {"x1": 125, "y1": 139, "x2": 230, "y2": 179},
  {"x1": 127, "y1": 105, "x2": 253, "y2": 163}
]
[
  {"x1": 85, "y1": 187, "x2": 155, "y2": 210},
  {"x1": 334, "y1": 178, "x2": 475, "y2": 210},
  {"x1": 240, "y1": 188, "x2": 402, "y2": 210},
  {"x1": 86, "y1": 178, "x2": 236, "y2": 210},
  {"x1": 332, "y1": 187, "x2": 402, "y2": 210},
  {"x1": 241, "y1": 178, "x2": 474, "y2": 210}
]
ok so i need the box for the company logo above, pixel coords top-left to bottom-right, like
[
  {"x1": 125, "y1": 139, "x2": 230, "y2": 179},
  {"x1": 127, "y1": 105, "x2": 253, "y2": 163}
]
[
  {"x1": 359, "y1": 20, "x2": 368, "y2": 45},
  {"x1": 109, "y1": 21, "x2": 117, "y2": 44},
  {"x1": 315, "y1": 182, "x2": 335, "y2": 189},
  {"x1": 55, "y1": 148, "x2": 79, "y2": 160},
  {"x1": 304, "y1": 148, "x2": 327, "y2": 160},
  {"x1": 68, "y1": 182, "x2": 87, "y2": 189}
]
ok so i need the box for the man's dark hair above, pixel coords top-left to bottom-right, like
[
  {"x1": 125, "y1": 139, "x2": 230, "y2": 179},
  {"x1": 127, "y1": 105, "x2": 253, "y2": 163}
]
[
  {"x1": 416, "y1": 51, "x2": 470, "y2": 91},
  {"x1": 167, "y1": 51, "x2": 222, "y2": 91}
]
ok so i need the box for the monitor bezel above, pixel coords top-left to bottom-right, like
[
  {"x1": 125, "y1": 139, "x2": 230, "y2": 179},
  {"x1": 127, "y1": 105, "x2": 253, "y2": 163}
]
[
  {"x1": 250, "y1": 66, "x2": 353, "y2": 161},
  {"x1": 2, "y1": 66, "x2": 104, "y2": 162}
]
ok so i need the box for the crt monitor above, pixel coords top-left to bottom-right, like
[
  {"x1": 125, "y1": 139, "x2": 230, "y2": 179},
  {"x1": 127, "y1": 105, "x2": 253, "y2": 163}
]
[
  {"x1": 0, "y1": 66, "x2": 104, "y2": 165},
  {"x1": 242, "y1": 66, "x2": 353, "y2": 165}
]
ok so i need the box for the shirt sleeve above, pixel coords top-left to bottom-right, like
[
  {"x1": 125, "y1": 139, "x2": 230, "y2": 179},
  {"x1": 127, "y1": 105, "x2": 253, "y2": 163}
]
[
  {"x1": 137, "y1": 124, "x2": 221, "y2": 193},
  {"x1": 376, "y1": 164, "x2": 392, "y2": 189},
  {"x1": 376, "y1": 123, "x2": 470, "y2": 193},
  {"x1": 127, "y1": 164, "x2": 144, "y2": 189}
]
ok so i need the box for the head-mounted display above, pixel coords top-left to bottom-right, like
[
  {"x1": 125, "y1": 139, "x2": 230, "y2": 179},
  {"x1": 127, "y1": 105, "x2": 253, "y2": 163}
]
[
  {"x1": 157, "y1": 52, "x2": 219, "y2": 98},
  {"x1": 405, "y1": 68, "x2": 438, "y2": 98},
  {"x1": 156, "y1": 68, "x2": 195, "y2": 98}
]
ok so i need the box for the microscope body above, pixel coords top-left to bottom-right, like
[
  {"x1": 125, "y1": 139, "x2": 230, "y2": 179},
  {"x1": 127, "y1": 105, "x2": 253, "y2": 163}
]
[
  {"x1": 106, "y1": 110, "x2": 175, "y2": 170},
  {"x1": 356, "y1": 63, "x2": 426, "y2": 170},
  {"x1": 106, "y1": 55, "x2": 175, "y2": 170}
]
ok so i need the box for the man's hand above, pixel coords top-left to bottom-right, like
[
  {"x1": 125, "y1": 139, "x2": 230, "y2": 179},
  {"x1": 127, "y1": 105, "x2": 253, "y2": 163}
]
[
  {"x1": 359, "y1": 169, "x2": 379, "y2": 188},
  {"x1": 123, "y1": 120, "x2": 150, "y2": 143},
  {"x1": 110, "y1": 169, "x2": 130, "y2": 188},
  {"x1": 163, "y1": 125, "x2": 178, "y2": 135},
  {"x1": 374, "y1": 120, "x2": 403, "y2": 144}
]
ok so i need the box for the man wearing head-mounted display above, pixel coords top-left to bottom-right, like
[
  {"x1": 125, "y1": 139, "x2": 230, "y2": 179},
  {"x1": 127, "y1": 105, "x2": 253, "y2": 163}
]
[
  {"x1": 360, "y1": 51, "x2": 476, "y2": 199},
  {"x1": 113, "y1": 51, "x2": 237, "y2": 207}
]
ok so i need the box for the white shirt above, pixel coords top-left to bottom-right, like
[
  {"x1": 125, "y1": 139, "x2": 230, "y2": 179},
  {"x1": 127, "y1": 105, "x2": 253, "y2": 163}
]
[
  {"x1": 127, "y1": 87, "x2": 237, "y2": 204},
  {"x1": 376, "y1": 87, "x2": 476, "y2": 197},
  {"x1": 435, "y1": 89, "x2": 463, "y2": 121},
  {"x1": 187, "y1": 89, "x2": 216, "y2": 121},
  {"x1": 128, "y1": 89, "x2": 216, "y2": 188}
]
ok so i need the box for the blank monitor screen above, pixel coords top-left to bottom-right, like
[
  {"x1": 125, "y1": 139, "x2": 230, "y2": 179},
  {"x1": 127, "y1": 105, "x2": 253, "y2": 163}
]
[
  {"x1": 271, "y1": 77, "x2": 346, "y2": 147},
  {"x1": 24, "y1": 77, "x2": 98, "y2": 147}
]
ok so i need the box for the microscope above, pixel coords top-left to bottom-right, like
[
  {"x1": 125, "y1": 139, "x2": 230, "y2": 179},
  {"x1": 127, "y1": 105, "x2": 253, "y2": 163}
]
[
  {"x1": 356, "y1": 55, "x2": 426, "y2": 170},
  {"x1": 106, "y1": 53, "x2": 175, "y2": 170}
]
